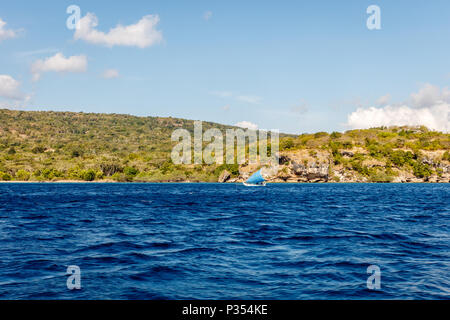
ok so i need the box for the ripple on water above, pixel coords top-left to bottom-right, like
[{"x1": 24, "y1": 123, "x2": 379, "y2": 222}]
[{"x1": 0, "y1": 183, "x2": 448, "y2": 299}]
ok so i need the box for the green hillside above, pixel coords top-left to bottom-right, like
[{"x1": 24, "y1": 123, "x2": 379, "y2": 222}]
[
  {"x1": 0, "y1": 109, "x2": 242, "y2": 182},
  {"x1": 0, "y1": 108, "x2": 449, "y2": 182}
]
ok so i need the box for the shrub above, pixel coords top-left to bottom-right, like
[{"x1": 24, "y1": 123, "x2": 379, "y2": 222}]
[
  {"x1": 330, "y1": 132, "x2": 342, "y2": 139},
  {"x1": 128, "y1": 153, "x2": 139, "y2": 160},
  {"x1": 395, "y1": 139, "x2": 405, "y2": 148},
  {"x1": 214, "y1": 164, "x2": 239, "y2": 176},
  {"x1": 71, "y1": 149, "x2": 82, "y2": 158},
  {"x1": 351, "y1": 161, "x2": 370, "y2": 176},
  {"x1": 280, "y1": 138, "x2": 294, "y2": 150},
  {"x1": 7, "y1": 147, "x2": 16, "y2": 154},
  {"x1": 124, "y1": 166, "x2": 139, "y2": 177},
  {"x1": 314, "y1": 132, "x2": 328, "y2": 138},
  {"x1": 81, "y1": 169, "x2": 96, "y2": 181},
  {"x1": 41, "y1": 168, "x2": 62, "y2": 180},
  {"x1": 95, "y1": 170, "x2": 104, "y2": 180},
  {"x1": 377, "y1": 132, "x2": 397, "y2": 139},
  {"x1": 159, "y1": 161, "x2": 174, "y2": 174},
  {"x1": 412, "y1": 162, "x2": 432, "y2": 178},
  {"x1": 67, "y1": 167, "x2": 82, "y2": 180},
  {"x1": 389, "y1": 150, "x2": 414, "y2": 167},
  {"x1": 443, "y1": 151, "x2": 450, "y2": 162},
  {"x1": 32, "y1": 146, "x2": 45, "y2": 154},
  {"x1": 369, "y1": 171, "x2": 394, "y2": 183},
  {"x1": 0, "y1": 171, "x2": 12, "y2": 181},
  {"x1": 342, "y1": 141, "x2": 353, "y2": 149},
  {"x1": 329, "y1": 141, "x2": 342, "y2": 150},
  {"x1": 111, "y1": 172, "x2": 128, "y2": 182},
  {"x1": 100, "y1": 162, "x2": 122, "y2": 176},
  {"x1": 309, "y1": 150, "x2": 317, "y2": 158},
  {"x1": 330, "y1": 143, "x2": 343, "y2": 165},
  {"x1": 16, "y1": 169, "x2": 30, "y2": 181}
]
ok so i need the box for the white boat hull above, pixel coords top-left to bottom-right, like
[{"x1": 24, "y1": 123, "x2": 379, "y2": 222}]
[{"x1": 243, "y1": 181, "x2": 266, "y2": 187}]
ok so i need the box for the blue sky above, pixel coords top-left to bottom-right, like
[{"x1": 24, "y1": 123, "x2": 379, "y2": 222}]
[{"x1": 1, "y1": 0, "x2": 450, "y2": 133}]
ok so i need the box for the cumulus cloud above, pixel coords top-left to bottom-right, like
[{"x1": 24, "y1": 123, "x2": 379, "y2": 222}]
[
  {"x1": 347, "y1": 84, "x2": 450, "y2": 132},
  {"x1": 376, "y1": 93, "x2": 391, "y2": 106},
  {"x1": 235, "y1": 121, "x2": 259, "y2": 131},
  {"x1": 0, "y1": 74, "x2": 24, "y2": 100},
  {"x1": 31, "y1": 53, "x2": 87, "y2": 81},
  {"x1": 74, "y1": 13, "x2": 163, "y2": 48},
  {"x1": 0, "y1": 18, "x2": 18, "y2": 42},
  {"x1": 410, "y1": 83, "x2": 450, "y2": 108},
  {"x1": 203, "y1": 11, "x2": 213, "y2": 21},
  {"x1": 102, "y1": 69, "x2": 119, "y2": 79},
  {"x1": 347, "y1": 104, "x2": 449, "y2": 132}
]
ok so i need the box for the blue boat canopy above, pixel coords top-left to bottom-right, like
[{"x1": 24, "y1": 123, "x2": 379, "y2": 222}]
[{"x1": 245, "y1": 170, "x2": 265, "y2": 184}]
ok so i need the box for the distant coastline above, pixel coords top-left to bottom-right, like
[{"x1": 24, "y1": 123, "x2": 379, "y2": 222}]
[
  {"x1": 0, "y1": 109, "x2": 449, "y2": 184},
  {"x1": 0, "y1": 180, "x2": 447, "y2": 184}
]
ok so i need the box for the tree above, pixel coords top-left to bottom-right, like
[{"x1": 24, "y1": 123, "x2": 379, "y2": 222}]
[
  {"x1": 443, "y1": 151, "x2": 450, "y2": 162},
  {"x1": 32, "y1": 146, "x2": 45, "y2": 154},
  {"x1": 16, "y1": 169, "x2": 30, "y2": 181},
  {"x1": 330, "y1": 131, "x2": 342, "y2": 139},
  {"x1": 71, "y1": 149, "x2": 82, "y2": 158},
  {"x1": 280, "y1": 138, "x2": 294, "y2": 150},
  {"x1": 124, "y1": 166, "x2": 139, "y2": 177},
  {"x1": 0, "y1": 171, "x2": 12, "y2": 181},
  {"x1": 81, "y1": 169, "x2": 96, "y2": 181},
  {"x1": 412, "y1": 162, "x2": 432, "y2": 178},
  {"x1": 100, "y1": 162, "x2": 122, "y2": 176}
]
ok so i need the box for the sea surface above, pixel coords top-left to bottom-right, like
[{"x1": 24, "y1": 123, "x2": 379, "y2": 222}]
[{"x1": 0, "y1": 183, "x2": 449, "y2": 299}]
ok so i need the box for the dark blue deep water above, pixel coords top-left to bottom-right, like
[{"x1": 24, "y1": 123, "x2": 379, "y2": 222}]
[{"x1": 0, "y1": 183, "x2": 449, "y2": 299}]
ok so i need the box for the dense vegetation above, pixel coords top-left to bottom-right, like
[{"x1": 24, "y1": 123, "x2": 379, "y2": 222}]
[
  {"x1": 0, "y1": 109, "x2": 244, "y2": 182},
  {"x1": 0, "y1": 109, "x2": 448, "y2": 182},
  {"x1": 279, "y1": 126, "x2": 450, "y2": 182}
]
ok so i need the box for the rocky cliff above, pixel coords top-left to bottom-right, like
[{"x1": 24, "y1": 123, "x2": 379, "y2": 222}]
[{"x1": 226, "y1": 149, "x2": 450, "y2": 183}]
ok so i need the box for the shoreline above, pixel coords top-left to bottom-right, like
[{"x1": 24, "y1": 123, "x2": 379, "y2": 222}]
[{"x1": 0, "y1": 180, "x2": 447, "y2": 184}]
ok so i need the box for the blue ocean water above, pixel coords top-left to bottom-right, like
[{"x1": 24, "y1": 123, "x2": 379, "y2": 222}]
[{"x1": 0, "y1": 183, "x2": 449, "y2": 300}]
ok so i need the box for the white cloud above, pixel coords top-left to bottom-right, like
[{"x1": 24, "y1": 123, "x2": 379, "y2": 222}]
[
  {"x1": 74, "y1": 13, "x2": 163, "y2": 48},
  {"x1": 347, "y1": 84, "x2": 450, "y2": 132},
  {"x1": 410, "y1": 84, "x2": 442, "y2": 108},
  {"x1": 17, "y1": 48, "x2": 59, "y2": 57},
  {"x1": 31, "y1": 53, "x2": 87, "y2": 81},
  {"x1": 0, "y1": 18, "x2": 18, "y2": 42},
  {"x1": 236, "y1": 95, "x2": 262, "y2": 104},
  {"x1": 376, "y1": 93, "x2": 391, "y2": 106},
  {"x1": 102, "y1": 69, "x2": 119, "y2": 79},
  {"x1": 235, "y1": 121, "x2": 259, "y2": 130},
  {"x1": 0, "y1": 74, "x2": 24, "y2": 100},
  {"x1": 347, "y1": 104, "x2": 449, "y2": 132},
  {"x1": 204, "y1": 11, "x2": 213, "y2": 21}
]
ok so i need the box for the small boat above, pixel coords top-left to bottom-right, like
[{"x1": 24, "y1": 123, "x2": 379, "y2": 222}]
[{"x1": 243, "y1": 169, "x2": 266, "y2": 187}]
